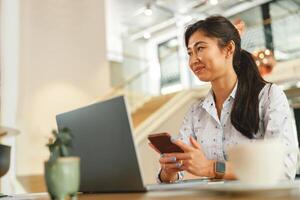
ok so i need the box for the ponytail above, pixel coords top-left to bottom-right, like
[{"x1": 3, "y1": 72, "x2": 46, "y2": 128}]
[{"x1": 231, "y1": 50, "x2": 267, "y2": 139}]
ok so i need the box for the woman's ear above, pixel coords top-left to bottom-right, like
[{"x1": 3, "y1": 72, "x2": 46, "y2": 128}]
[{"x1": 225, "y1": 41, "x2": 235, "y2": 58}]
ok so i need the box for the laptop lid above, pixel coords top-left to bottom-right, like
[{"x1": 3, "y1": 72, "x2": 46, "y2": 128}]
[{"x1": 56, "y1": 96, "x2": 146, "y2": 193}]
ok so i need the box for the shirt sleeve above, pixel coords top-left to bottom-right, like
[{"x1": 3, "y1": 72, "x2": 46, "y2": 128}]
[
  {"x1": 263, "y1": 84, "x2": 299, "y2": 180},
  {"x1": 156, "y1": 168, "x2": 184, "y2": 183}
]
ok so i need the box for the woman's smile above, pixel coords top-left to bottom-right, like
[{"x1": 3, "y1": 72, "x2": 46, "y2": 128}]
[{"x1": 193, "y1": 65, "x2": 206, "y2": 74}]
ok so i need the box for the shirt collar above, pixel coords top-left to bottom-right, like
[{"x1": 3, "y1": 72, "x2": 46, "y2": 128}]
[
  {"x1": 201, "y1": 81, "x2": 238, "y2": 109},
  {"x1": 201, "y1": 89, "x2": 215, "y2": 111},
  {"x1": 229, "y1": 81, "x2": 238, "y2": 100}
]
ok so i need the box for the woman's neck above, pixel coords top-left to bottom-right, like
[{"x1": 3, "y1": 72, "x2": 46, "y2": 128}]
[
  {"x1": 211, "y1": 72, "x2": 237, "y2": 117},
  {"x1": 212, "y1": 77, "x2": 237, "y2": 102}
]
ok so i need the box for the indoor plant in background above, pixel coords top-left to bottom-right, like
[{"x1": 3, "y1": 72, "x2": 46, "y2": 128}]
[{"x1": 45, "y1": 128, "x2": 80, "y2": 200}]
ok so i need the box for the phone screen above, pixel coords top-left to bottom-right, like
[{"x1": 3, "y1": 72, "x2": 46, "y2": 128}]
[{"x1": 148, "y1": 132, "x2": 184, "y2": 154}]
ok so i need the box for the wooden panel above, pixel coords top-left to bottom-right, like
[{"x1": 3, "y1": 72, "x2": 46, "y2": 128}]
[
  {"x1": 132, "y1": 93, "x2": 176, "y2": 128},
  {"x1": 17, "y1": 174, "x2": 46, "y2": 193}
]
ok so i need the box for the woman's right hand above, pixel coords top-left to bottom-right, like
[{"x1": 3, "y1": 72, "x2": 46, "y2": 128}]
[
  {"x1": 159, "y1": 155, "x2": 182, "y2": 183},
  {"x1": 148, "y1": 143, "x2": 182, "y2": 183}
]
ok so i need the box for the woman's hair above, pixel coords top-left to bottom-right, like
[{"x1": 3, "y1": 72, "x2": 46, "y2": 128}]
[{"x1": 184, "y1": 15, "x2": 267, "y2": 139}]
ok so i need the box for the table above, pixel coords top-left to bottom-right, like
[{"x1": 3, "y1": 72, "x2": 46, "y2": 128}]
[{"x1": 8, "y1": 189, "x2": 300, "y2": 200}]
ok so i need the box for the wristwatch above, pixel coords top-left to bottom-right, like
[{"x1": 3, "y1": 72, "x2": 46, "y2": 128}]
[{"x1": 214, "y1": 161, "x2": 226, "y2": 179}]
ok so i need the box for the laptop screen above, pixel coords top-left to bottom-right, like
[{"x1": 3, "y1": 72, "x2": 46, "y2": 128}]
[{"x1": 56, "y1": 96, "x2": 146, "y2": 192}]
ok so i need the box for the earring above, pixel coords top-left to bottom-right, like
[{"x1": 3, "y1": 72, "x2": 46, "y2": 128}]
[{"x1": 226, "y1": 52, "x2": 230, "y2": 58}]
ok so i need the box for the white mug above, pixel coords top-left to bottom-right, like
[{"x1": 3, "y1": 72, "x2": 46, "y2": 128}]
[{"x1": 228, "y1": 139, "x2": 300, "y2": 185}]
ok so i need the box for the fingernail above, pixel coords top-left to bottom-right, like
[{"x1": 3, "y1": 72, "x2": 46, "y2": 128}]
[
  {"x1": 170, "y1": 157, "x2": 176, "y2": 162},
  {"x1": 171, "y1": 137, "x2": 176, "y2": 143},
  {"x1": 176, "y1": 163, "x2": 182, "y2": 168},
  {"x1": 161, "y1": 154, "x2": 165, "y2": 158}
]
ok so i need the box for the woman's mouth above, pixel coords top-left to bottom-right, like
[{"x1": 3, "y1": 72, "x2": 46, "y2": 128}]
[{"x1": 194, "y1": 66, "x2": 205, "y2": 73}]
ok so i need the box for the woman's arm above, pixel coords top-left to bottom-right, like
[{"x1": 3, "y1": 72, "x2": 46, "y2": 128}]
[
  {"x1": 186, "y1": 159, "x2": 236, "y2": 180},
  {"x1": 262, "y1": 84, "x2": 298, "y2": 179}
]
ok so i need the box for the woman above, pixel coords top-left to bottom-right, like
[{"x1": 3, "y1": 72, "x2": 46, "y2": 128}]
[{"x1": 156, "y1": 16, "x2": 298, "y2": 183}]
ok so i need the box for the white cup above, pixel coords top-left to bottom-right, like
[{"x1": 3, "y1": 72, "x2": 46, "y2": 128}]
[{"x1": 228, "y1": 139, "x2": 299, "y2": 185}]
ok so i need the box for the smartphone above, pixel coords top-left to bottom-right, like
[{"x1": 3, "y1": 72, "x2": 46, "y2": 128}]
[{"x1": 148, "y1": 132, "x2": 184, "y2": 154}]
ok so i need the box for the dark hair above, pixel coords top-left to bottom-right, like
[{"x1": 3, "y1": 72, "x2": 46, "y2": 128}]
[{"x1": 184, "y1": 16, "x2": 267, "y2": 139}]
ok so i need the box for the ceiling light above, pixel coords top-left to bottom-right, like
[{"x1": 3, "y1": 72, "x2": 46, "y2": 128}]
[
  {"x1": 144, "y1": 3, "x2": 152, "y2": 16},
  {"x1": 210, "y1": 0, "x2": 218, "y2": 5},
  {"x1": 144, "y1": 8, "x2": 152, "y2": 16},
  {"x1": 265, "y1": 49, "x2": 271, "y2": 56},
  {"x1": 143, "y1": 32, "x2": 151, "y2": 39},
  {"x1": 259, "y1": 53, "x2": 265, "y2": 59},
  {"x1": 262, "y1": 58, "x2": 268, "y2": 64}
]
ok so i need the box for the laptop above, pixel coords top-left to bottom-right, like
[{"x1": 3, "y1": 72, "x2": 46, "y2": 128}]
[{"x1": 56, "y1": 96, "x2": 222, "y2": 193}]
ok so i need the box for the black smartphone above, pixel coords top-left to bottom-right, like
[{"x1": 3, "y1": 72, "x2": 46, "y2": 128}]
[{"x1": 148, "y1": 132, "x2": 184, "y2": 154}]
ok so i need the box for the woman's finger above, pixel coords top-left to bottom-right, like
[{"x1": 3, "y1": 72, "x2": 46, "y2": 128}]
[
  {"x1": 164, "y1": 152, "x2": 192, "y2": 161},
  {"x1": 163, "y1": 162, "x2": 184, "y2": 170},
  {"x1": 190, "y1": 136, "x2": 201, "y2": 149},
  {"x1": 159, "y1": 156, "x2": 177, "y2": 164}
]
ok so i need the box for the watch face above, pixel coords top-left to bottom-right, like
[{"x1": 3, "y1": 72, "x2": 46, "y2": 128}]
[{"x1": 216, "y1": 161, "x2": 226, "y2": 173}]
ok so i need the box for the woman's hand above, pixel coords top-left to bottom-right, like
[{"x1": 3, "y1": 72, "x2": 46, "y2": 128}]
[
  {"x1": 164, "y1": 136, "x2": 215, "y2": 178},
  {"x1": 159, "y1": 155, "x2": 182, "y2": 182},
  {"x1": 149, "y1": 143, "x2": 182, "y2": 182}
]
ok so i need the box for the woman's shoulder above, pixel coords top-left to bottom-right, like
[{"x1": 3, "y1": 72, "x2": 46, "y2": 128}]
[{"x1": 259, "y1": 83, "x2": 287, "y2": 102}]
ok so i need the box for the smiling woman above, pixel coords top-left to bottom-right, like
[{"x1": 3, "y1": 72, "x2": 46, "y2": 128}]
[{"x1": 154, "y1": 15, "x2": 298, "y2": 183}]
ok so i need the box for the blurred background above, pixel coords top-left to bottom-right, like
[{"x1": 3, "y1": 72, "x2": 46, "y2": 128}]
[{"x1": 0, "y1": 0, "x2": 300, "y2": 194}]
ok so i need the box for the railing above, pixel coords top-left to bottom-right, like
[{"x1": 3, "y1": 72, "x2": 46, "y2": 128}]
[
  {"x1": 102, "y1": 53, "x2": 155, "y2": 112},
  {"x1": 103, "y1": 67, "x2": 151, "y2": 111}
]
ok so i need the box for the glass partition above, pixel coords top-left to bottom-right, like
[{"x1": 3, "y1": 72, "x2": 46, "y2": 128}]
[{"x1": 110, "y1": 0, "x2": 300, "y2": 112}]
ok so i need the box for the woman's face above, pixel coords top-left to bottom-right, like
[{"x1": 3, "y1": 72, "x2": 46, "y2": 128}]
[{"x1": 187, "y1": 31, "x2": 229, "y2": 82}]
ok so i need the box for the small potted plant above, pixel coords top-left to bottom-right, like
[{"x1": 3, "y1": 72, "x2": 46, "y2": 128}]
[{"x1": 45, "y1": 128, "x2": 80, "y2": 200}]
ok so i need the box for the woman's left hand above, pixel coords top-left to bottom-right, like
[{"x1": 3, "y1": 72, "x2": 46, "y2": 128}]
[{"x1": 164, "y1": 136, "x2": 215, "y2": 177}]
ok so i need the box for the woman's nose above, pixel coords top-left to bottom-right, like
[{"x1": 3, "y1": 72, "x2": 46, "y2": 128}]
[{"x1": 189, "y1": 54, "x2": 200, "y2": 66}]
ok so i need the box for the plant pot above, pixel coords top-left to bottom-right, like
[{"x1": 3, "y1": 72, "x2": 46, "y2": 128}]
[
  {"x1": 0, "y1": 144, "x2": 10, "y2": 178},
  {"x1": 45, "y1": 157, "x2": 80, "y2": 200},
  {"x1": 0, "y1": 144, "x2": 10, "y2": 197}
]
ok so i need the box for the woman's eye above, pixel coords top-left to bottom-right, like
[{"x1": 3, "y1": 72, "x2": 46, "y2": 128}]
[{"x1": 197, "y1": 46, "x2": 204, "y2": 51}]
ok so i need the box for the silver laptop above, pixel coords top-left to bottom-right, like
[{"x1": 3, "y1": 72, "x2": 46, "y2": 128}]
[{"x1": 56, "y1": 96, "x2": 221, "y2": 193}]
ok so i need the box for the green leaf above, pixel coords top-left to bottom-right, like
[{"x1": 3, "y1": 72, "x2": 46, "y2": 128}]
[{"x1": 47, "y1": 127, "x2": 74, "y2": 161}]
